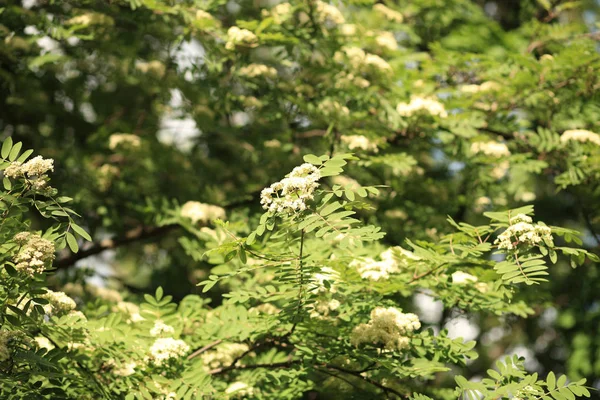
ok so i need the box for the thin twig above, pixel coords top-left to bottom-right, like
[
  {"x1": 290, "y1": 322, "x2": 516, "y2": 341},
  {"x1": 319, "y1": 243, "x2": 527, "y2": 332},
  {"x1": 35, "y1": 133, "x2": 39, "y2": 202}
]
[{"x1": 187, "y1": 339, "x2": 223, "y2": 360}]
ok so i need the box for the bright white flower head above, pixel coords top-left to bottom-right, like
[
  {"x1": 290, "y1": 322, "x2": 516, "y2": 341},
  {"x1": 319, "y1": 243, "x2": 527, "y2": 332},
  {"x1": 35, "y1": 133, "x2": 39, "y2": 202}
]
[
  {"x1": 460, "y1": 81, "x2": 501, "y2": 93},
  {"x1": 315, "y1": 1, "x2": 345, "y2": 25},
  {"x1": 494, "y1": 214, "x2": 553, "y2": 250},
  {"x1": 150, "y1": 320, "x2": 175, "y2": 337},
  {"x1": 560, "y1": 129, "x2": 600, "y2": 146},
  {"x1": 260, "y1": 163, "x2": 321, "y2": 214},
  {"x1": 146, "y1": 338, "x2": 190, "y2": 366},
  {"x1": 373, "y1": 4, "x2": 403, "y2": 22},
  {"x1": 319, "y1": 99, "x2": 350, "y2": 118},
  {"x1": 113, "y1": 361, "x2": 137, "y2": 376},
  {"x1": 34, "y1": 336, "x2": 55, "y2": 351},
  {"x1": 181, "y1": 201, "x2": 226, "y2": 224},
  {"x1": 334, "y1": 46, "x2": 392, "y2": 74},
  {"x1": 375, "y1": 32, "x2": 397, "y2": 51},
  {"x1": 135, "y1": 60, "x2": 166, "y2": 77},
  {"x1": 225, "y1": 27, "x2": 258, "y2": 50},
  {"x1": 13, "y1": 232, "x2": 55, "y2": 276},
  {"x1": 108, "y1": 134, "x2": 141, "y2": 150},
  {"x1": 41, "y1": 290, "x2": 76, "y2": 315},
  {"x1": 451, "y1": 271, "x2": 478, "y2": 285},
  {"x1": 4, "y1": 156, "x2": 54, "y2": 185},
  {"x1": 339, "y1": 135, "x2": 378, "y2": 152},
  {"x1": 195, "y1": 10, "x2": 213, "y2": 21},
  {"x1": 225, "y1": 381, "x2": 254, "y2": 397},
  {"x1": 351, "y1": 307, "x2": 420, "y2": 350},
  {"x1": 200, "y1": 343, "x2": 249, "y2": 370},
  {"x1": 396, "y1": 96, "x2": 448, "y2": 118},
  {"x1": 238, "y1": 63, "x2": 277, "y2": 79},
  {"x1": 470, "y1": 141, "x2": 511, "y2": 157},
  {"x1": 264, "y1": 3, "x2": 293, "y2": 24}
]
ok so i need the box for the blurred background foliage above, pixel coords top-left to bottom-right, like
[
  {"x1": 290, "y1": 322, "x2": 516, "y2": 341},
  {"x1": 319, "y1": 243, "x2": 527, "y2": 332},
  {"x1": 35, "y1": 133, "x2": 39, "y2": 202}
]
[{"x1": 1, "y1": 0, "x2": 600, "y2": 395}]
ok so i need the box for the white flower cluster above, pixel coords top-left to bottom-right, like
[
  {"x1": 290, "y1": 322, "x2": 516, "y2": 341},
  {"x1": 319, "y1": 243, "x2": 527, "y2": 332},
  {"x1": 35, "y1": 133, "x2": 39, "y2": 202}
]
[
  {"x1": 263, "y1": 3, "x2": 293, "y2": 24},
  {"x1": 13, "y1": 232, "x2": 55, "y2": 276},
  {"x1": 40, "y1": 290, "x2": 76, "y2": 316},
  {"x1": 514, "y1": 385, "x2": 541, "y2": 399},
  {"x1": 340, "y1": 23, "x2": 357, "y2": 36},
  {"x1": 311, "y1": 267, "x2": 339, "y2": 293},
  {"x1": 351, "y1": 249, "x2": 399, "y2": 281},
  {"x1": 112, "y1": 361, "x2": 137, "y2": 377},
  {"x1": 315, "y1": 1, "x2": 345, "y2": 25},
  {"x1": 260, "y1": 163, "x2": 321, "y2": 214},
  {"x1": 451, "y1": 271, "x2": 478, "y2": 285},
  {"x1": 238, "y1": 63, "x2": 277, "y2": 79},
  {"x1": 495, "y1": 214, "x2": 553, "y2": 250},
  {"x1": 180, "y1": 201, "x2": 226, "y2": 224},
  {"x1": 373, "y1": 4, "x2": 403, "y2": 22},
  {"x1": 339, "y1": 135, "x2": 378, "y2": 152},
  {"x1": 396, "y1": 96, "x2": 448, "y2": 118},
  {"x1": 351, "y1": 307, "x2": 420, "y2": 351},
  {"x1": 34, "y1": 336, "x2": 54, "y2": 351},
  {"x1": 195, "y1": 10, "x2": 214, "y2": 21},
  {"x1": 150, "y1": 320, "x2": 175, "y2": 337},
  {"x1": 225, "y1": 27, "x2": 258, "y2": 50},
  {"x1": 114, "y1": 301, "x2": 145, "y2": 323},
  {"x1": 136, "y1": 60, "x2": 166, "y2": 77},
  {"x1": 459, "y1": 81, "x2": 501, "y2": 93},
  {"x1": 146, "y1": 337, "x2": 190, "y2": 367},
  {"x1": 0, "y1": 331, "x2": 20, "y2": 361},
  {"x1": 319, "y1": 99, "x2": 350, "y2": 118},
  {"x1": 4, "y1": 156, "x2": 54, "y2": 190},
  {"x1": 66, "y1": 13, "x2": 114, "y2": 26},
  {"x1": 560, "y1": 129, "x2": 600, "y2": 146},
  {"x1": 88, "y1": 284, "x2": 123, "y2": 303},
  {"x1": 470, "y1": 141, "x2": 511, "y2": 157},
  {"x1": 309, "y1": 299, "x2": 340, "y2": 319},
  {"x1": 334, "y1": 46, "x2": 392, "y2": 74},
  {"x1": 225, "y1": 382, "x2": 254, "y2": 397},
  {"x1": 108, "y1": 133, "x2": 141, "y2": 150},
  {"x1": 201, "y1": 343, "x2": 249, "y2": 370},
  {"x1": 375, "y1": 32, "x2": 397, "y2": 51},
  {"x1": 334, "y1": 72, "x2": 370, "y2": 89}
]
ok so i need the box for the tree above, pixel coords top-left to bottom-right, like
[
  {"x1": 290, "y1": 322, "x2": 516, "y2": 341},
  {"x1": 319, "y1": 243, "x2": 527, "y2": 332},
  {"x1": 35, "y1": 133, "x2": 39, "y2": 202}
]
[{"x1": 0, "y1": 0, "x2": 599, "y2": 398}]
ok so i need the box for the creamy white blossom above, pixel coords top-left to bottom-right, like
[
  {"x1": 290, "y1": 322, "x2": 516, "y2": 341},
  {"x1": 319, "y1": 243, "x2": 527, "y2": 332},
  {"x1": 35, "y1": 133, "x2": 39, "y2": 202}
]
[
  {"x1": 238, "y1": 63, "x2": 277, "y2": 78},
  {"x1": 396, "y1": 96, "x2": 448, "y2": 118},
  {"x1": 146, "y1": 338, "x2": 190, "y2": 366},
  {"x1": 260, "y1": 163, "x2": 321, "y2": 214},
  {"x1": 375, "y1": 32, "x2": 397, "y2": 51},
  {"x1": 319, "y1": 99, "x2": 350, "y2": 118},
  {"x1": 13, "y1": 232, "x2": 55, "y2": 276},
  {"x1": 315, "y1": 1, "x2": 345, "y2": 25},
  {"x1": 560, "y1": 129, "x2": 600, "y2": 146},
  {"x1": 334, "y1": 72, "x2": 370, "y2": 89},
  {"x1": 135, "y1": 60, "x2": 166, "y2": 77},
  {"x1": 351, "y1": 249, "x2": 400, "y2": 281},
  {"x1": 225, "y1": 381, "x2": 254, "y2": 397},
  {"x1": 88, "y1": 285, "x2": 123, "y2": 303},
  {"x1": 351, "y1": 307, "x2": 420, "y2": 350},
  {"x1": 113, "y1": 361, "x2": 137, "y2": 376},
  {"x1": 180, "y1": 201, "x2": 226, "y2": 224},
  {"x1": 201, "y1": 343, "x2": 249, "y2": 370},
  {"x1": 150, "y1": 320, "x2": 175, "y2": 337},
  {"x1": 494, "y1": 214, "x2": 553, "y2": 250},
  {"x1": 263, "y1": 3, "x2": 293, "y2": 24},
  {"x1": 4, "y1": 156, "x2": 54, "y2": 184},
  {"x1": 0, "y1": 331, "x2": 19, "y2": 362},
  {"x1": 470, "y1": 141, "x2": 510, "y2": 157},
  {"x1": 451, "y1": 271, "x2": 478, "y2": 285},
  {"x1": 108, "y1": 134, "x2": 141, "y2": 150},
  {"x1": 41, "y1": 290, "x2": 76, "y2": 316},
  {"x1": 339, "y1": 135, "x2": 378, "y2": 152},
  {"x1": 225, "y1": 27, "x2": 258, "y2": 50},
  {"x1": 334, "y1": 46, "x2": 392, "y2": 74},
  {"x1": 460, "y1": 81, "x2": 501, "y2": 93},
  {"x1": 34, "y1": 336, "x2": 54, "y2": 351},
  {"x1": 195, "y1": 10, "x2": 214, "y2": 21},
  {"x1": 373, "y1": 4, "x2": 403, "y2": 22}
]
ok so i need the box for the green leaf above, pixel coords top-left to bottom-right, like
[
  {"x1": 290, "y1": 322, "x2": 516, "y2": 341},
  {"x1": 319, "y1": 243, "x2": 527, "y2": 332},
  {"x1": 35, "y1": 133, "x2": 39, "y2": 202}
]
[
  {"x1": 66, "y1": 232, "x2": 79, "y2": 253},
  {"x1": 8, "y1": 142, "x2": 22, "y2": 161},
  {"x1": 1, "y1": 137, "x2": 12, "y2": 159},
  {"x1": 547, "y1": 371, "x2": 556, "y2": 391},
  {"x1": 71, "y1": 223, "x2": 92, "y2": 241},
  {"x1": 303, "y1": 154, "x2": 322, "y2": 165}
]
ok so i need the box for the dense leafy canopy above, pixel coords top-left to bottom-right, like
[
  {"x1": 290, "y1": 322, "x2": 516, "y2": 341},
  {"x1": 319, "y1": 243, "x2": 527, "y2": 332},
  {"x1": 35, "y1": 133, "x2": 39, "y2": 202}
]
[{"x1": 1, "y1": 0, "x2": 600, "y2": 399}]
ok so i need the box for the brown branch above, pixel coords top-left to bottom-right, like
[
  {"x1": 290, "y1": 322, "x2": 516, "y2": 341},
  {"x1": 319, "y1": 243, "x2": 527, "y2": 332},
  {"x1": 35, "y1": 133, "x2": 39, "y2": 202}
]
[
  {"x1": 52, "y1": 224, "x2": 179, "y2": 270},
  {"x1": 209, "y1": 360, "x2": 300, "y2": 375},
  {"x1": 320, "y1": 365, "x2": 404, "y2": 398},
  {"x1": 187, "y1": 339, "x2": 223, "y2": 361}
]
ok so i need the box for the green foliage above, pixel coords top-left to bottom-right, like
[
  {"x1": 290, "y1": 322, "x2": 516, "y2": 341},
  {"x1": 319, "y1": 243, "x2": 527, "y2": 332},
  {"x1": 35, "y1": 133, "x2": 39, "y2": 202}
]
[{"x1": 1, "y1": 0, "x2": 600, "y2": 398}]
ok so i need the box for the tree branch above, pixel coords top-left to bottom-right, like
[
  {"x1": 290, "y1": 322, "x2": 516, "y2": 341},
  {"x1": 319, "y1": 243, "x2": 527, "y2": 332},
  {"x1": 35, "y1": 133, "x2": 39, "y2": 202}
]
[
  {"x1": 52, "y1": 224, "x2": 179, "y2": 270},
  {"x1": 187, "y1": 339, "x2": 223, "y2": 361}
]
